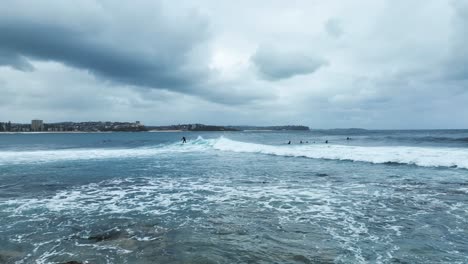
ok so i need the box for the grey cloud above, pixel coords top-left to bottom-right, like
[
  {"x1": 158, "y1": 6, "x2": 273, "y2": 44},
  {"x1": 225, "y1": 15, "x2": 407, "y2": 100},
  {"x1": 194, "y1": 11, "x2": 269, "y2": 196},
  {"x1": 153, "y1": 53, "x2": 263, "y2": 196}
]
[
  {"x1": 200, "y1": 84, "x2": 276, "y2": 105},
  {"x1": 444, "y1": 0, "x2": 468, "y2": 81},
  {"x1": 0, "y1": 1, "x2": 276, "y2": 105},
  {"x1": 325, "y1": 19, "x2": 343, "y2": 38},
  {"x1": 0, "y1": 1, "x2": 212, "y2": 94},
  {"x1": 251, "y1": 46, "x2": 327, "y2": 81},
  {"x1": 1, "y1": 0, "x2": 468, "y2": 128},
  {"x1": 0, "y1": 51, "x2": 34, "y2": 71}
]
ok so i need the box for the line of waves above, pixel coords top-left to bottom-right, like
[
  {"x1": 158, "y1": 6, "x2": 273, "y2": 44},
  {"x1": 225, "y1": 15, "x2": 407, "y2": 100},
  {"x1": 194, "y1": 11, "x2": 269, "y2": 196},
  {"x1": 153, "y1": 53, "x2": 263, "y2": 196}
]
[
  {"x1": 1, "y1": 137, "x2": 468, "y2": 169},
  {"x1": 211, "y1": 138, "x2": 468, "y2": 169}
]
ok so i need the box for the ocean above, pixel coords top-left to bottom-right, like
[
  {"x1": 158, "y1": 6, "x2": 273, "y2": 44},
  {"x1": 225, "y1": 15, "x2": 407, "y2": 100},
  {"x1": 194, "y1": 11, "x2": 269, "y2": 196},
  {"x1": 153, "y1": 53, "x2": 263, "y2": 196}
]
[{"x1": 0, "y1": 130, "x2": 468, "y2": 263}]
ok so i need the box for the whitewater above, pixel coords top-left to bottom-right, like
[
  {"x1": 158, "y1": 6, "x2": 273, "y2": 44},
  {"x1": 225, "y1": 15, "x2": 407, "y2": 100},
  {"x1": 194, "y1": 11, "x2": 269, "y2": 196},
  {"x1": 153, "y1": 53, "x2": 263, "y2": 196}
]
[{"x1": 1, "y1": 136, "x2": 468, "y2": 169}]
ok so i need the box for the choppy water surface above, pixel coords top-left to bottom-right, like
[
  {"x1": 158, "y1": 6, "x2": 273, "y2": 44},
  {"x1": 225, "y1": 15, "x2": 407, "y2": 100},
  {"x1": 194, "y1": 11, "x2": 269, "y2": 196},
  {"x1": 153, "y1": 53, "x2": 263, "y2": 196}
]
[{"x1": 1, "y1": 130, "x2": 468, "y2": 263}]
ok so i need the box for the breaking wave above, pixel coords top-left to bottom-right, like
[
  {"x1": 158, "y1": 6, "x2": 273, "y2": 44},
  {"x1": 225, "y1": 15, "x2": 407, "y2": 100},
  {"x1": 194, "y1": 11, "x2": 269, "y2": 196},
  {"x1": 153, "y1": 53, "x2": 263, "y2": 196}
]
[
  {"x1": 0, "y1": 137, "x2": 211, "y2": 165},
  {"x1": 1, "y1": 136, "x2": 468, "y2": 169},
  {"x1": 211, "y1": 137, "x2": 468, "y2": 169}
]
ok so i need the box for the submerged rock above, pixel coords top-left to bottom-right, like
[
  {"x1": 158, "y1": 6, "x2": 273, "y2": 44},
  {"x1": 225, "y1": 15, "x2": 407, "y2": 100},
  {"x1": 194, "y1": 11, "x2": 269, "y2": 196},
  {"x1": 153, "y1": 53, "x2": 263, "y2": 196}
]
[
  {"x1": 292, "y1": 254, "x2": 311, "y2": 264},
  {"x1": 315, "y1": 173, "x2": 329, "y2": 177},
  {"x1": 88, "y1": 228, "x2": 125, "y2": 242},
  {"x1": 0, "y1": 249, "x2": 24, "y2": 263}
]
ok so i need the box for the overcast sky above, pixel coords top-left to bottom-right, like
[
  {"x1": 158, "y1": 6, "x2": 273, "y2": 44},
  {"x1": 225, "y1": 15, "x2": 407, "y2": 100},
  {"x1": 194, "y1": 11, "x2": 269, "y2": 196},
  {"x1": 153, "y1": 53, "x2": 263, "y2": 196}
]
[{"x1": 1, "y1": 0, "x2": 467, "y2": 128}]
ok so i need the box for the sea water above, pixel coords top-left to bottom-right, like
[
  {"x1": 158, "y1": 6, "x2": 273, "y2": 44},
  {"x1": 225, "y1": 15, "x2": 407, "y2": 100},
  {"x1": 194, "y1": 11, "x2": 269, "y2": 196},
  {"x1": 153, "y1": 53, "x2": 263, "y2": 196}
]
[{"x1": 0, "y1": 130, "x2": 467, "y2": 263}]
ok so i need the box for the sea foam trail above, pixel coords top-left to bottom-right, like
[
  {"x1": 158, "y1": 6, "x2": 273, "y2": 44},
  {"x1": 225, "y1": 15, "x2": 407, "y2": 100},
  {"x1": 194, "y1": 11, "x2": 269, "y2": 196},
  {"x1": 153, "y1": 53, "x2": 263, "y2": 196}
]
[{"x1": 211, "y1": 137, "x2": 468, "y2": 169}]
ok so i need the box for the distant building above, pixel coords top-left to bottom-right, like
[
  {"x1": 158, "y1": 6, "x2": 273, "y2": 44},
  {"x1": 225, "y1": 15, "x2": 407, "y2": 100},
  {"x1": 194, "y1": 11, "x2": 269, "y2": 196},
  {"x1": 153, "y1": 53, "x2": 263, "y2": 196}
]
[{"x1": 31, "y1": 119, "x2": 44, "y2": 131}]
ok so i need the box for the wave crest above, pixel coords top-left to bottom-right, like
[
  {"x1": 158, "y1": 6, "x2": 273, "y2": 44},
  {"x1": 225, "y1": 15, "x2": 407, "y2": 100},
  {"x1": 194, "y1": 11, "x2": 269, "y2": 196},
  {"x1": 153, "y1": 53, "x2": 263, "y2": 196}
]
[
  {"x1": 1, "y1": 136, "x2": 467, "y2": 169},
  {"x1": 211, "y1": 137, "x2": 468, "y2": 169}
]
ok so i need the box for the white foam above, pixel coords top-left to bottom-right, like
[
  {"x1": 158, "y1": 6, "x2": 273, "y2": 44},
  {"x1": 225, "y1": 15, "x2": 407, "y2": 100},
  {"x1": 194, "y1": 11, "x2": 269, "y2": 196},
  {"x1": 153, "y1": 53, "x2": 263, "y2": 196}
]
[
  {"x1": 1, "y1": 136, "x2": 468, "y2": 169},
  {"x1": 0, "y1": 136, "x2": 211, "y2": 165},
  {"x1": 3, "y1": 175, "x2": 468, "y2": 263},
  {"x1": 211, "y1": 137, "x2": 468, "y2": 169}
]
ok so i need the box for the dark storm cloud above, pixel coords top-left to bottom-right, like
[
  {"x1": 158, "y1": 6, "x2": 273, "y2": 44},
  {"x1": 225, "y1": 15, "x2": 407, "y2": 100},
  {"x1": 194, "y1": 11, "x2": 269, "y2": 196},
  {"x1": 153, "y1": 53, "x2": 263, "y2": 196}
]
[
  {"x1": 0, "y1": 50, "x2": 34, "y2": 71},
  {"x1": 0, "y1": 3, "x2": 211, "y2": 94},
  {"x1": 251, "y1": 46, "x2": 327, "y2": 81}
]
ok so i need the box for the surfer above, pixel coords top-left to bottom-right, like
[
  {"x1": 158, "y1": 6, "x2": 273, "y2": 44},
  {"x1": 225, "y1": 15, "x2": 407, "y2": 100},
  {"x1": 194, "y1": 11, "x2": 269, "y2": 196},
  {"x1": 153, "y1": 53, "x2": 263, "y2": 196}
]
[
  {"x1": 347, "y1": 137, "x2": 350, "y2": 140},
  {"x1": 325, "y1": 140, "x2": 328, "y2": 144},
  {"x1": 182, "y1": 136, "x2": 187, "y2": 143},
  {"x1": 288, "y1": 141, "x2": 291, "y2": 144}
]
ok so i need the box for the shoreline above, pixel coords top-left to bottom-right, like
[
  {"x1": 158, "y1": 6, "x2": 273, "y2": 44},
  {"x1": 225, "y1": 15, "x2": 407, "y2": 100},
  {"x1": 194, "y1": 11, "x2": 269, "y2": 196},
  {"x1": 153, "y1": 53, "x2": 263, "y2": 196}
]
[
  {"x1": 0, "y1": 130, "x2": 310, "y2": 134},
  {"x1": 0, "y1": 130, "x2": 220, "y2": 134},
  {"x1": 148, "y1": 130, "x2": 184, "y2": 132},
  {"x1": 0, "y1": 131, "x2": 114, "y2": 134}
]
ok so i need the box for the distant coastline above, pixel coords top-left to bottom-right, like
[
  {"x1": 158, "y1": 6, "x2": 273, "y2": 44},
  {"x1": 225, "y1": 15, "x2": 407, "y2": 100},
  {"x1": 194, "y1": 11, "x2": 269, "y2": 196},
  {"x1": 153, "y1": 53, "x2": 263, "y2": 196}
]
[
  {"x1": 147, "y1": 124, "x2": 310, "y2": 132},
  {"x1": 0, "y1": 121, "x2": 310, "y2": 133},
  {"x1": 0, "y1": 131, "x2": 113, "y2": 134},
  {"x1": 148, "y1": 130, "x2": 184, "y2": 132}
]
